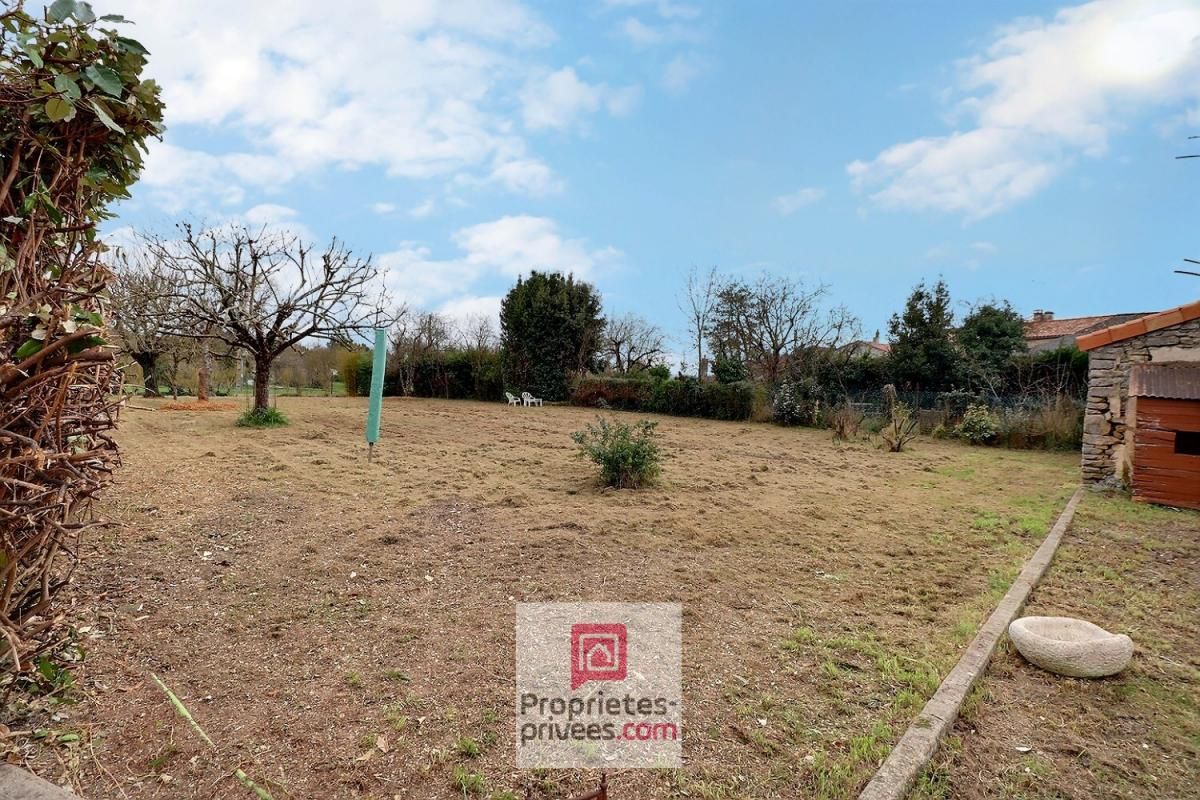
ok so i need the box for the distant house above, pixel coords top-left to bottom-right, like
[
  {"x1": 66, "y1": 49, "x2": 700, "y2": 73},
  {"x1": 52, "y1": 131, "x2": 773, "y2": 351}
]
[
  {"x1": 1024, "y1": 309, "x2": 1149, "y2": 353},
  {"x1": 842, "y1": 333, "x2": 891, "y2": 359}
]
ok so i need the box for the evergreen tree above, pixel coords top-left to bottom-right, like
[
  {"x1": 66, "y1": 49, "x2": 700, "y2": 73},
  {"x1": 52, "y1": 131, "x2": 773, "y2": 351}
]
[
  {"x1": 887, "y1": 279, "x2": 960, "y2": 390},
  {"x1": 959, "y1": 301, "x2": 1027, "y2": 392},
  {"x1": 500, "y1": 271, "x2": 604, "y2": 400}
]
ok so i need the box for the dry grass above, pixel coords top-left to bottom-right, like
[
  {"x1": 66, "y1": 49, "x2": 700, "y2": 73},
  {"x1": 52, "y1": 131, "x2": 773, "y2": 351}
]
[
  {"x1": 911, "y1": 493, "x2": 1200, "y2": 800},
  {"x1": 157, "y1": 400, "x2": 239, "y2": 412},
  {"x1": 4, "y1": 397, "x2": 1080, "y2": 799}
]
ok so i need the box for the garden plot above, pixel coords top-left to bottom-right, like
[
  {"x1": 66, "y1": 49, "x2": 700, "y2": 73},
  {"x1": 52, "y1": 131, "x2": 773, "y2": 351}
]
[{"x1": 6, "y1": 397, "x2": 1078, "y2": 799}]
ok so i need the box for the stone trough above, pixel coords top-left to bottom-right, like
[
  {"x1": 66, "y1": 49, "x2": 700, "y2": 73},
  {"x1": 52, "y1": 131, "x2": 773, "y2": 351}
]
[{"x1": 1008, "y1": 616, "x2": 1133, "y2": 678}]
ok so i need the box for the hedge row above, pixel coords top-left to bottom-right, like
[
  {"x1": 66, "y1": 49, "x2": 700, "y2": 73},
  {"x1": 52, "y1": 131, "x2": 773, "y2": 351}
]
[
  {"x1": 570, "y1": 376, "x2": 754, "y2": 421},
  {"x1": 341, "y1": 350, "x2": 504, "y2": 402}
]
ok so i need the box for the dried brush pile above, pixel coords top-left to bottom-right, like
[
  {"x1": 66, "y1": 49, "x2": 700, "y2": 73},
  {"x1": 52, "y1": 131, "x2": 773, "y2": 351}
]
[{"x1": 0, "y1": 1, "x2": 162, "y2": 671}]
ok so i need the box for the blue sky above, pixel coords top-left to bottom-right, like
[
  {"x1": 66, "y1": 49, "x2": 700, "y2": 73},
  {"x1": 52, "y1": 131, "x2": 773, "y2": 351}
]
[{"x1": 100, "y1": 0, "x2": 1200, "y2": 364}]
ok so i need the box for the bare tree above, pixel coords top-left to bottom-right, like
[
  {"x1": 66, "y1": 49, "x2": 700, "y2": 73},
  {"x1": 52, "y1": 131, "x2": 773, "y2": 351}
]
[
  {"x1": 603, "y1": 313, "x2": 666, "y2": 373},
  {"x1": 108, "y1": 254, "x2": 181, "y2": 397},
  {"x1": 389, "y1": 309, "x2": 450, "y2": 395},
  {"x1": 149, "y1": 224, "x2": 388, "y2": 413},
  {"x1": 709, "y1": 274, "x2": 857, "y2": 383},
  {"x1": 456, "y1": 313, "x2": 498, "y2": 353},
  {"x1": 678, "y1": 266, "x2": 719, "y2": 379}
]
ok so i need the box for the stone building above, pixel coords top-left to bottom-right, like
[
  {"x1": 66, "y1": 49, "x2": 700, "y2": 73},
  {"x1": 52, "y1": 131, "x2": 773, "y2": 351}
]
[{"x1": 1077, "y1": 300, "x2": 1200, "y2": 505}]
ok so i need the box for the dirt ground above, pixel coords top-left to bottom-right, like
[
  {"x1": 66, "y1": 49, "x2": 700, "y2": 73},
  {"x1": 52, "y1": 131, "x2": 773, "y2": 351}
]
[
  {"x1": 910, "y1": 494, "x2": 1200, "y2": 800},
  {"x1": 3, "y1": 397, "x2": 1081, "y2": 799}
]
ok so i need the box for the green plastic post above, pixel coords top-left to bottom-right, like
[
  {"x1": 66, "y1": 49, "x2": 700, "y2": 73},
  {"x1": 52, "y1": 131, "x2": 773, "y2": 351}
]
[{"x1": 366, "y1": 327, "x2": 386, "y2": 459}]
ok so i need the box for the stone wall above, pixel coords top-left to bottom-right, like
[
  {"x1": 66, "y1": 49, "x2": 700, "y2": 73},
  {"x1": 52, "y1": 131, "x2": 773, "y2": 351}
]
[{"x1": 1082, "y1": 317, "x2": 1200, "y2": 485}]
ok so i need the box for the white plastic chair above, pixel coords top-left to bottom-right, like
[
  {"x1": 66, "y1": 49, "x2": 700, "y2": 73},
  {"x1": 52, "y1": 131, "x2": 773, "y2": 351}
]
[
  {"x1": 505, "y1": 392, "x2": 521, "y2": 406},
  {"x1": 521, "y1": 391, "x2": 543, "y2": 407}
]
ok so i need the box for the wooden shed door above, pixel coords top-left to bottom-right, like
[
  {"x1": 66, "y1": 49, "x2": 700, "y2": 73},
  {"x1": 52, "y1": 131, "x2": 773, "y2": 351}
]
[{"x1": 1133, "y1": 397, "x2": 1200, "y2": 511}]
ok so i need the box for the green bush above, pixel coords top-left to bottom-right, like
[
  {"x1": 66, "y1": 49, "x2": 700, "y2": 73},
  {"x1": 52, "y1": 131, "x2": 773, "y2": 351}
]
[
  {"x1": 403, "y1": 351, "x2": 504, "y2": 401},
  {"x1": 236, "y1": 407, "x2": 288, "y2": 427},
  {"x1": 569, "y1": 376, "x2": 753, "y2": 421},
  {"x1": 772, "y1": 378, "x2": 822, "y2": 426},
  {"x1": 955, "y1": 404, "x2": 1000, "y2": 444},
  {"x1": 712, "y1": 354, "x2": 748, "y2": 384},
  {"x1": 340, "y1": 350, "x2": 372, "y2": 397},
  {"x1": 645, "y1": 377, "x2": 754, "y2": 420},
  {"x1": 571, "y1": 417, "x2": 662, "y2": 488}
]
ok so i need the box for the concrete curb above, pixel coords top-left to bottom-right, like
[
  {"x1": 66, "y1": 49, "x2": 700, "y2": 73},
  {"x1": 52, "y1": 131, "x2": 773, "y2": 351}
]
[{"x1": 858, "y1": 486, "x2": 1084, "y2": 800}]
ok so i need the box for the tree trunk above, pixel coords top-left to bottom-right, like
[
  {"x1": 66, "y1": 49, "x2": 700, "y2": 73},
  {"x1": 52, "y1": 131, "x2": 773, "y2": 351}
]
[
  {"x1": 134, "y1": 353, "x2": 159, "y2": 397},
  {"x1": 197, "y1": 340, "x2": 211, "y2": 402},
  {"x1": 253, "y1": 356, "x2": 271, "y2": 413}
]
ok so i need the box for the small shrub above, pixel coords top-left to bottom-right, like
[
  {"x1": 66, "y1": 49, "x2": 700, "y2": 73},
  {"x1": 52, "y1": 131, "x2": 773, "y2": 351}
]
[
  {"x1": 571, "y1": 417, "x2": 662, "y2": 488},
  {"x1": 881, "y1": 402, "x2": 918, "y2": 452},
  {"x1": 772, "y1": 378, "x2": 822, "y2": 427},
  {"x1": 955, "y1": 404, "x2": 1000, "y2": 445},
  {"x1": 236, "y1": 407, "x2": 288, "y2": 427},
  {"x1": 828, "y1": 402, "x2": 864, "y2": 441}
]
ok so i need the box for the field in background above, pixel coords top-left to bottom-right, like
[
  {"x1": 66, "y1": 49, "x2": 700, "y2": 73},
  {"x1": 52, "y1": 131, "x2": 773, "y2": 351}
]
[{"x1": 8, "y1": 397, "x2": 1080, "y2": 799}]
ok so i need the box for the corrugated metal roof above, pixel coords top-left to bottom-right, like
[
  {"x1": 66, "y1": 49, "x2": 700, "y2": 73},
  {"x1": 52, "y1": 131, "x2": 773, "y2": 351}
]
[{"x1": 1130, "y1": 363, "x2": 1200, "y2": 400}]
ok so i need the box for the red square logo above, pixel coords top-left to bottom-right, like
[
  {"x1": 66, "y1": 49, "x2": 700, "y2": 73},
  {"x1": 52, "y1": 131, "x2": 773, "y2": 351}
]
[{"x1": 570, "y1": 623, "x2": 627, "y2": 690}]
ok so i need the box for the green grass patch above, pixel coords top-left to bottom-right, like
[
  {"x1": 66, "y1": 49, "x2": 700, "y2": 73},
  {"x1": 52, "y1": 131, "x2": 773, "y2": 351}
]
[{"x1": 236, "y1": 407, "x2": 288, "y2": 427}]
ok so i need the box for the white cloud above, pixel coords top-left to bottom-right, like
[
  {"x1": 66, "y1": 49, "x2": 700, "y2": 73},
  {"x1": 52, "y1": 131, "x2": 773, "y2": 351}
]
[
  {"x1": 453, "y1": 215, "x2": 615, "y2": 277},
  {"x1": 242, "y1": 203, "x2": 299, "y2": 227},
  {"x1": 438, "y1": 294, "x2": 504, "y2": 331},
  {"x1": 603, "y1": 0, "x2": 701, "y2": 20},
  {"x1": 621, "y1": 17, "x2": 666, "y2": 46},
  {"x1": 95, "y1": 0, "x2": 587, "y2": 210},
  {"x1": 923, "y1": 240, "x2": 999, "y2": 271},
  {"x1": 372, "y1": 202, "x2": 398, "y2": 215},
  {"x1": 488, "y1": 157, "x2": 565, "y2": 195},
  {"x1": 772, "y1": 187, "x2": 825, "y2": 216},
  {"x1": 661, "y1": 54, "x2": 701, "y2": 93},
  {"x1": 617, "y1": 16, "x2": 702, "y2": 47},
  {"x1": 848, "y1": 0, "x2": 1200, "y2": 218},
  {"x1": 520, "y1": 67, "x2": 640, "y2": 131},
  {"x1": 409, "y1": 199, "x2": 437, "y2": 219},
  {"x1": 138, "y1": 141, "x2": 245, "y2": 214},
  {"x1": 380, "y1": 216, "x2": 621, "y2": 307}
]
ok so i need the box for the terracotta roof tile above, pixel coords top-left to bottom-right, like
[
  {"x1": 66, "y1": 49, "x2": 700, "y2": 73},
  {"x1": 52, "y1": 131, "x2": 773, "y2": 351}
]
[
  {"x1": 1078, "y1": 299, "x2": 1200, "y2": 351},
  {"x1": 1024, "y1": 313, "x2": 1147, "y2": 340}
]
